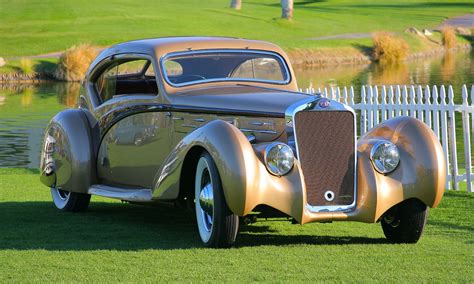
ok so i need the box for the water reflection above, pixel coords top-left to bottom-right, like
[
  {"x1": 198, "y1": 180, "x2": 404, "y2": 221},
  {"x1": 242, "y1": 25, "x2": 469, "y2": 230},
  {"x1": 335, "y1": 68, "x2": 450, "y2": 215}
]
[
  {"x1": 1, "y1": 51, "x2": 473, "y2": 168},
  {"x1": 0, "y1": 83, "x2": 80, "y2": 167},
  {"x1": 294, "y1": 50, "x2": 474, "y2": 102}
]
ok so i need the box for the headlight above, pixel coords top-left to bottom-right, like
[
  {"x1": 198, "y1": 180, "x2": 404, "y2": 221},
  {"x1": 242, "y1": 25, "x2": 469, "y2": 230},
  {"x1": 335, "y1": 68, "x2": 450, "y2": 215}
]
[
  {"x1": 370, "y1": 141, "x2": 400, "y2": 174},
  {"x1": 264, "y1": 142, "x2": 294, "y2": 176}
]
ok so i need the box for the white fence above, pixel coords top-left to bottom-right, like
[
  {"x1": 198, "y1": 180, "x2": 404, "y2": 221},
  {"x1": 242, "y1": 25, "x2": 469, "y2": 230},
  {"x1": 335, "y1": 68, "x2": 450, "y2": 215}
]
[{"x1": 300, "y1": 85, "x2": 474, "y2": 192}]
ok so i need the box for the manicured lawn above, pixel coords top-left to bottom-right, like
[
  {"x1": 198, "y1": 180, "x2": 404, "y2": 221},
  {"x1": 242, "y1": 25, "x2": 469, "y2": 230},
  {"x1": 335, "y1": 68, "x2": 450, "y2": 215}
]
[
  {"x1": 1, "y1": 0, "x2": 473, "y2": 57},
  {"x1": 0, "y1": 168, "x2": 472, "y2": 282}
]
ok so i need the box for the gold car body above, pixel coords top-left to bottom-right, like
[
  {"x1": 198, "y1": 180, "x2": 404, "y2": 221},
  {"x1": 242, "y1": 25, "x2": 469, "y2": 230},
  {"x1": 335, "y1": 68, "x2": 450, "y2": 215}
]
[{"x1": 40, "y1": 37, "x2": 446, "y2": 225}]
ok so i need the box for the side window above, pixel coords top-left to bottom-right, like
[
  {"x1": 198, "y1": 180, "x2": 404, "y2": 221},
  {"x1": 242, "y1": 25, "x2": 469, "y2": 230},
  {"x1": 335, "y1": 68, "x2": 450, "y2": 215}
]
[
  {"x1": 95, "y1": 58, "x2": 158, "y2": 104},
  {"x1": 96, "y1": 63, "x2": 118, "y2": 103}
]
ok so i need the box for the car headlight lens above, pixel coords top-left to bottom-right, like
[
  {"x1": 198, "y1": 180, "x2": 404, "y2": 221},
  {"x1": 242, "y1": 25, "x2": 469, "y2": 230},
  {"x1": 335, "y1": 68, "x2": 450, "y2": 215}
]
[
  {"x1": 264, "y1": 143, "x2": 294, "y2": 176},
  {"x1": 370, "y1": 141, "x2": 400, "y2": 174}
]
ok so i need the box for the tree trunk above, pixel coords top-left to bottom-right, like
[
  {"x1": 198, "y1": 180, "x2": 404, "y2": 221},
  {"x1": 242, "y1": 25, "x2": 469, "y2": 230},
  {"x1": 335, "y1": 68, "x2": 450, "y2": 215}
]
[
  {"x1": 230, "y1": 0, "x2": 241, "y2": 10},
  {"x1": 281, "y1": 0, "x2": 293, "y2": 20}
]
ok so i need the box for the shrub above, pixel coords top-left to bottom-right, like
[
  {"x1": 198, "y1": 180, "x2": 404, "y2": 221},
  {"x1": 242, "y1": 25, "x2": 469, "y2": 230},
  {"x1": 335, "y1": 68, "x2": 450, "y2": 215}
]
[
  {"x1": 372, "y1": 32, "x2": 409, "y2": 63},
  {"x1": 55, "y1": 44, "x2": 99, "y2": 81},
  {"x1": 19, "y1": 58, "x2": 34, "y2": 75},
  {"x1": 441, "y1": 28, "x2": 457, "y2": 49}
]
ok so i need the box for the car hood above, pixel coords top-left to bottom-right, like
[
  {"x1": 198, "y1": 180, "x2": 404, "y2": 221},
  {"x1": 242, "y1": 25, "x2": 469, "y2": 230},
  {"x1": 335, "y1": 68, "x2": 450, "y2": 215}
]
[{"x1": 171, "y1": 85, "x2": 311, "y2": 116}]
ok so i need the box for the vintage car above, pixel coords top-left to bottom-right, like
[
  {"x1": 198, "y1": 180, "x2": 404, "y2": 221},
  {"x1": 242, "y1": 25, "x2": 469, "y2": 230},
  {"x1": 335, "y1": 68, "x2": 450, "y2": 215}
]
[{"x1": 40, "y1": 37, "x2": 446, "y2": 248}]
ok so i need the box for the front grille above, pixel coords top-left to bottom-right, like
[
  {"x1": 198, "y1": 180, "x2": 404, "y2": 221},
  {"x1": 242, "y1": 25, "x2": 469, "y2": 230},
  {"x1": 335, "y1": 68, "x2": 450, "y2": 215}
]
[{"x1": 294, "y1": 111, "x2": 355, "y2": 207}]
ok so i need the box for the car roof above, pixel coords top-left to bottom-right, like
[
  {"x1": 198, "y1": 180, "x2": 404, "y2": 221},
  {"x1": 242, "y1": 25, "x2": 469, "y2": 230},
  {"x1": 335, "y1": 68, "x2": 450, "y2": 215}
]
[{"x1": 90, "y1": 36, "x2": 288, "y2": 70}]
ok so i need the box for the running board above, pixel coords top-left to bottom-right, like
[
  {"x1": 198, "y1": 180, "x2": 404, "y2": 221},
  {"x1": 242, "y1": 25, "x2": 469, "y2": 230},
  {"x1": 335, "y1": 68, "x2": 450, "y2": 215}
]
[{"x1": 88, "y1": 184, "x2": 153, "y2": 202}]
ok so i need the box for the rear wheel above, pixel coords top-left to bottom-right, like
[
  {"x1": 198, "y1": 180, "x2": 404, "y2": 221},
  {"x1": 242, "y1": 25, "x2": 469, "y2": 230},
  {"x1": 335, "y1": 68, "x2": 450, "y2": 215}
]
[
  {"x1": 195, "y1": 152, "x2": 239, "y2": 248},
  {"x1": 51, "y1": 187, "x2": 91, "y2": 212},
  {"x1": 381, "y1": 199, "x2": 428, "y2": 243}
]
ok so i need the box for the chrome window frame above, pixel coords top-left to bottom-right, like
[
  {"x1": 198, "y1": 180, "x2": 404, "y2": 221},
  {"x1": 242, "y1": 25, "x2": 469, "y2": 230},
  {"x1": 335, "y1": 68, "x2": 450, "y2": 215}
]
[
  {"x1": 160, "y1": 49, "x2": 291, "y2": 87},
  {"x1": 285, "y1": 96, "x2": 358, "y2": 213}
]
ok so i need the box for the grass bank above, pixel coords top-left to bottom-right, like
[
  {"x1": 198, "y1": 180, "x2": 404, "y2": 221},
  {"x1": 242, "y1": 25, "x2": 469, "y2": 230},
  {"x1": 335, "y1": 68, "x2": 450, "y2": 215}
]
[
  {"x1": 1, "y1": 0, "x2": 473, "y2": 61},
  {"x1": 0, "y1": 168, "x2": 472, "y2": 282}
]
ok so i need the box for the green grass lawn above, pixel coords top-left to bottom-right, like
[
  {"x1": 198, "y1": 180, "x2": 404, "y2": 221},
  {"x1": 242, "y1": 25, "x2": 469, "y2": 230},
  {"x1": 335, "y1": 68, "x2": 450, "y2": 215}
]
[
  {"x1": 0, "y1": 168, "x2": 472, "y2": 282},
  {"x1": 1, "y1": 0, "x2": 473, "y2": 57}
]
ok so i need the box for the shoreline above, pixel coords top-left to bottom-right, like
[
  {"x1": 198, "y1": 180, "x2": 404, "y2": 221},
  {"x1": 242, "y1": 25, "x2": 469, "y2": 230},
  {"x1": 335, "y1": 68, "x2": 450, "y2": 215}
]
[{"x1": 0, "y1": 43, "x2": 472, "y2": 83}]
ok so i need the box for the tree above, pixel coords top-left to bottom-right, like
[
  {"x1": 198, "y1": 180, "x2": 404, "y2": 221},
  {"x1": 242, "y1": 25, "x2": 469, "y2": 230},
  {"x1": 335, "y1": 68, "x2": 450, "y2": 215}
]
[
  {"x1": 281, "y1": 0, "x2": 293, "y2": 20},
  {"x1": 230, "y1": 0, "x2": 241, "y2": 10}
]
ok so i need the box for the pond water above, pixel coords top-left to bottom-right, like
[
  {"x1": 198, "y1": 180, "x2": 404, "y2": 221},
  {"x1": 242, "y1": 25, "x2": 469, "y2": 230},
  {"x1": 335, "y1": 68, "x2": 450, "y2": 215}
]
[{"x1": 1, "y1": 51, "x2": 473, "y2": 168}]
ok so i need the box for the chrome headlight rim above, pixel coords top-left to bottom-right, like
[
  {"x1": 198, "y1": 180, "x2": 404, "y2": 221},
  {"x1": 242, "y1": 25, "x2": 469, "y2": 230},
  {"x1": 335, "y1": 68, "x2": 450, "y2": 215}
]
[
  {"x1": 264, "y1": 142, "x2": 295, "y2": 176},
  {"x1": 370, "y1": 140, "x2": 400, "y2": 174}
]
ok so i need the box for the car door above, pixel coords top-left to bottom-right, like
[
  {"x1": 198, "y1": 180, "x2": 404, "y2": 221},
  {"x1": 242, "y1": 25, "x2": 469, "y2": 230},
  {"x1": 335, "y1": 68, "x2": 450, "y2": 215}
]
[{"x1": 93, "y1": 56, "x2": 172, "y2": 188}]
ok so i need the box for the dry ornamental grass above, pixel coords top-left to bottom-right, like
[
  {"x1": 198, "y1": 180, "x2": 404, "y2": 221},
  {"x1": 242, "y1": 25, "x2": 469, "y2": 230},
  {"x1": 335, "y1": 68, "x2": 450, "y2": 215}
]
[
  {"x1": 55, "y1": 44, "x2": 99, "y2": 81},
  {"x1": 441, "y1": 28, "x2": 457, "y2": 49},
  {"x1": 372, "y1": 32, "x2": 409, "y2": 64}
]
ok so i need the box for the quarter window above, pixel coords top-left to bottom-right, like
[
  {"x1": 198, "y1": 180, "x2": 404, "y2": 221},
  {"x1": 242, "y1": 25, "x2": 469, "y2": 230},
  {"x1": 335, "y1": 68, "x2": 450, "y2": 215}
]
[{"x1": 95, "y1": 58, "x2": 158, "y2": 103}]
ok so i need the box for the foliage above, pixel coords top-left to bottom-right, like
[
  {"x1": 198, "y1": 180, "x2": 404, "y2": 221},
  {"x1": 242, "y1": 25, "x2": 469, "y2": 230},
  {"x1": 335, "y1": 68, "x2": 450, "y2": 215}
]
[
  {"x1": 0, "y1": 168, "x2": 472, "y2": 282},
  {"x1": 55, "y1": 44, "x2": 99, "y2": 82},
  {"x1": 19, "y1": 58, "x2": 34, "y2": 75},
  {"x1": 442, "y1": 28, "x2": 458, "y2": 49},
  {"x1": 372, "y1": 32, "x2": 409, "y2": 63}
]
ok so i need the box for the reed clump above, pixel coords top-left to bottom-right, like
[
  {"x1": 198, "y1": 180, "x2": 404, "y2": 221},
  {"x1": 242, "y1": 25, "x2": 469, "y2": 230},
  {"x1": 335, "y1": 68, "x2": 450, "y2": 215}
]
[
  {"x1": 441, "y1": 28, "x2": 457, "y2": 49},
  {"x1": 55, "y1": 44, "x2": 99, "y2": 81},
  {"x1": 372, "y1": 32, "x2": 409, "y2": 64},
  {"x1": 19, "y1": 58, "x2": 34, "y2": 75}
]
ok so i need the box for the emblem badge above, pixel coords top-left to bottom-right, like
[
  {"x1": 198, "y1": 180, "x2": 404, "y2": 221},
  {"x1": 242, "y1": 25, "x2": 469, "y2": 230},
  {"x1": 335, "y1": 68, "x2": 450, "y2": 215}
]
[{"x1": 319, "y1": 99, "x2": 330, "y2": 108}]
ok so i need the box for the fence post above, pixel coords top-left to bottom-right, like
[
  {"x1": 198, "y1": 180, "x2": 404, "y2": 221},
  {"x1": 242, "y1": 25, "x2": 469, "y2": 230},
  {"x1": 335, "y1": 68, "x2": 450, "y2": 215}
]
[
  {"x1": 367, "y1": 86, "x2": 374, "y2": 130},
  {"x1": 447, "y1": 86, "x2": 459, "y2": 190},
  {"x1": 381, "y1": 85, "x2": 387, "y2": 122},
  {"x1": 350, "y1": 86, "x2": 355, "y2": 106},
  {"x1": 343, "y1": 86, "x2": 348, "y2": 105},
  {"x1": 424, "y1": 85, "x2": 432, "y2": 128},
  {"x1": 402, "y1": 85, "x2": 409, "y2": 116},
  {"x1": 432, "y1": 86, "x2": 441, "y2": 139},
  {"x1": 417, "y1": 85, "x2": 424, "y2": 121},
  {"x1": 440, "y1": 86, "x2": 451, "y2": 190},
  {"x1": 409, "y1": 85, "x2": 417, "y2": 118},
  {"x1": 361, "y1": 86, "x2": 367, "y2": 135},
  {"x1": 374, "y1": 86, "x2": 380, "y2": 125},
  {"x1": 461, "y1": 85, "x2": 472, "y2": 192},
  {"x1": 387, "y1": 85, "x2": 394, "y2": 119}
]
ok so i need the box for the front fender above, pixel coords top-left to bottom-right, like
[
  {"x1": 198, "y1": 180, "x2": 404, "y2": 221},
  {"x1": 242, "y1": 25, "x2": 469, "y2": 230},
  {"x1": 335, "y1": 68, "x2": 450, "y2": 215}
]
[
  {"x1": 350, "y1": 116, "x2": 446, "y2": 222},
  {"x1": 152, "y1": 120, "x2": 305, "y2": 220}
]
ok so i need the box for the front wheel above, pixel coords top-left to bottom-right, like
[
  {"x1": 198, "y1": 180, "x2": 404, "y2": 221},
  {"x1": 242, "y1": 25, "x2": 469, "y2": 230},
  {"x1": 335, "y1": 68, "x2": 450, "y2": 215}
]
[
  {"x1": 381, "y1": 199, "x2": 428, "y2": 243},
  {"x1": 195, "y1": 152, "x2": 239, "y2": 248},
  {"x1": 51, "y1": 187, "x2": 91, "y2": 212}
]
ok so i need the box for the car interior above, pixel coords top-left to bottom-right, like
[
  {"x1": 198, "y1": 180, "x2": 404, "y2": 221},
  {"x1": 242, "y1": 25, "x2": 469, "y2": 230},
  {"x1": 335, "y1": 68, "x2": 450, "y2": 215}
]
[{"x1": 96, "y1": 59, "x2": 158, "y2": 103}]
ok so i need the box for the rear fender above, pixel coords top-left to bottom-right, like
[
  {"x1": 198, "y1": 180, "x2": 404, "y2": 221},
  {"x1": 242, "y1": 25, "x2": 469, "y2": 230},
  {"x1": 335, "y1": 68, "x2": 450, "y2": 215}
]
[{"x1": 40, "y1": 109, "x2": 99, "y2": 193}]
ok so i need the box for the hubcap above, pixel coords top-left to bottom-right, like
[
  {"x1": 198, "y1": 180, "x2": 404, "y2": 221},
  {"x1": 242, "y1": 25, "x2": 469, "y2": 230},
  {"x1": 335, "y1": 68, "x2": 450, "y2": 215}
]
[
  {"x1": 195, "y1": 157, "x2": 215, "y2": 242},
  {"x1": 199, "y1": 183, "x2": 214, "y2": 216},
  {"x1": 384, "y1": 213, "x2": 400, "y2": 228},
  {"x1": 56, "y1": 188, "x2": 70, "y2": 201}
]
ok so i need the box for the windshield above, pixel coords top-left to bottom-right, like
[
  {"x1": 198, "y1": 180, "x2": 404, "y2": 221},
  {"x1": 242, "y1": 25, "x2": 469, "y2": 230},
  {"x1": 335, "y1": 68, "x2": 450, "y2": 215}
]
[{"x1": 161, "y1": 50, "x2": 290, "y2": 87}]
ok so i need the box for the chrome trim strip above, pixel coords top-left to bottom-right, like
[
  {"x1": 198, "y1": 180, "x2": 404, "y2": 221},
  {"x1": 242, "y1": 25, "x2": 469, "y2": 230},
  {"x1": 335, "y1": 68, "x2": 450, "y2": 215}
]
[
  {"x1": 239, "y1": 128, "x2": 277, "y2": 134},
  {"x1": 249, "y1": 121, "x2": 274, "y2": 127},
  {"x1": 285, "y1": 96, "x2": 358, "y2": 213},
  {"x1": 160, "y1": 49, "x2": 291, "y2": 87}
]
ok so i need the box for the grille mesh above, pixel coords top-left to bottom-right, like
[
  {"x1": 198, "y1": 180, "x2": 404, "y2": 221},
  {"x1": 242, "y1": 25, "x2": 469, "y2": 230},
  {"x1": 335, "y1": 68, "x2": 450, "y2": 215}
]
[{"x1": 294, "y1": 111, "x2": 355, "y2": 206}]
